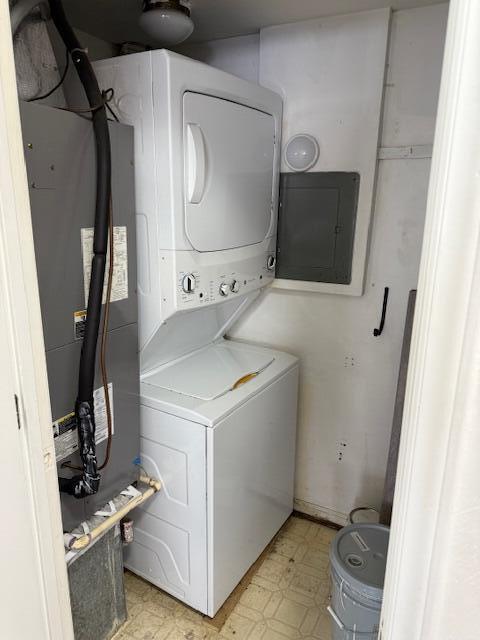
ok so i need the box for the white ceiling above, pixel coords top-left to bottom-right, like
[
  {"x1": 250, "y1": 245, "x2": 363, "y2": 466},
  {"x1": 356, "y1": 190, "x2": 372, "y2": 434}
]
[{"x1": 63, "y1": 0, "x2": 445, "y2": 46}]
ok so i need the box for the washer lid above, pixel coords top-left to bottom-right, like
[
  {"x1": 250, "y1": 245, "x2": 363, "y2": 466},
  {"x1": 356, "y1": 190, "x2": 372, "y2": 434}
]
[
  {"x1": 329, "y1": 524, "x2": 390, "y2": 602},
  {"x1": 142, "y1": 342, "x2": 275, "y2": 401}
]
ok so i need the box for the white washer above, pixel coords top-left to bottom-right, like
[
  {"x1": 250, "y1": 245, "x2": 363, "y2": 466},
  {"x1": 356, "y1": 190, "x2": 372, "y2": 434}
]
[
  {"x1": 94, "y1": 51, "x2": 298, "y2": 616},
  {"x1": 127, "y1": 339, "x2": 298, "y2": 616}
]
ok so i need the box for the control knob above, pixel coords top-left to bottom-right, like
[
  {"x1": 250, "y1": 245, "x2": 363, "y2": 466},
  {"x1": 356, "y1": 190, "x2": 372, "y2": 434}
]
[
  {"x1": 219, "y1": 282, "x2": 229, "y2": 297},
  {"x1": 266, "y1": 255, "x2": 276, "y2": 271},
  {"x1": 230, "y1": 280, "x2": 240, "y2": 293},
  {"x1": 182, "y1": 273, "x2": 196, "y2": 293}
]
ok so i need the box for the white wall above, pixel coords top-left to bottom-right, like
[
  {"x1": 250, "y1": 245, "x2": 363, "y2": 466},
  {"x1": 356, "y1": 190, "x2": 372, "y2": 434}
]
[
  {"x1": 74, "y1": 28, "x2": 118, "y2": 61},
  {"x1": 176, "y1": 34, "x2": 260, "y2": 83},
  {"x1": 181, "y1": 4, "x2": 448, "y2": 524},
  {"x1": 382, "y1": 6, "x2": 449, "y2": 147},
  {"x1": 261, "y1": 10, "x2": 390, "y2": 297}
]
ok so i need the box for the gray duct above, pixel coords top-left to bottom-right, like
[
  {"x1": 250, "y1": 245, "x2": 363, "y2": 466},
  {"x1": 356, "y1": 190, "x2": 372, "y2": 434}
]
[
  {"x1": 10, "y1": 0, "x2": 66, "y2": 104},
  {"x1": 10, "y1": 0, "x2": 48, "y2": 35}
]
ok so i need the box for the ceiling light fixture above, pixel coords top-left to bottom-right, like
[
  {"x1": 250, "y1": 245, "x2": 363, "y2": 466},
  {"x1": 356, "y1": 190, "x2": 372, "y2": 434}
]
[{"x1": 139, "y1": 0, "x2": 194, "y2": 45}]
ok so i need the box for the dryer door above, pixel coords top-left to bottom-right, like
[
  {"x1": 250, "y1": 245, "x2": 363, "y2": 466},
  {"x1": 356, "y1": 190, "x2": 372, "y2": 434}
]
[{"x1": 183, "y1": 92, "x2": 275, "y2": 252}]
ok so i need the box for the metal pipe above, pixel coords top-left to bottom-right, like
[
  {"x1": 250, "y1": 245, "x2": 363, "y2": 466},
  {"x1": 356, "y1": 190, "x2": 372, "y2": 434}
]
[{"x1": 65, "y1": 475, "x2": 162, "y2": 552}]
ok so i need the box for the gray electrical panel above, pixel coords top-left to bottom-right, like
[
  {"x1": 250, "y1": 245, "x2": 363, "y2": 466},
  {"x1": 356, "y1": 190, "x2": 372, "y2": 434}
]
[
  {"x1": 276, "y1": 172, "x2": 360, "y2": 285},
  {"x1": 20, "y1": 101, "x2": 140, "y2": 532}
]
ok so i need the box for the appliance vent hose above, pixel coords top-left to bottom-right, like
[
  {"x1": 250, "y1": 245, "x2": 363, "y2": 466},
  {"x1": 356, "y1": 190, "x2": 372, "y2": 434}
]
[{"x1": 49, "y1": 0, "x2": 111, "y2": 498}]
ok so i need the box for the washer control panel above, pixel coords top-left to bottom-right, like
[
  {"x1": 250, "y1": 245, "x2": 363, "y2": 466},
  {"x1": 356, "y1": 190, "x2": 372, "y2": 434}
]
[
  {"x1": 219, "y1": 282, "x2": 230, "y2": 297},
  {"x1": 162, "y1": 243, "x2": 276, "y2": 317},
  {"x1": 181, "y1": 273, "x2": 196, "y2": 293}
]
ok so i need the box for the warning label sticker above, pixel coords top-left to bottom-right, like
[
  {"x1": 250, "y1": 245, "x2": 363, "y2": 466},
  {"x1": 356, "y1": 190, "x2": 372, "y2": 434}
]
[
  {"x1": 74, "y1": 309, "x2": 87, "y2": 341},
  {"x1": 52, "y1": 412, "x2": 77, "y2": 462},
  {"x1": 81, "y1": 226, "x2": 128, "y2": 307},
  {"x1": 52, "y1": 383, "x2": 114, "y2": 463}
]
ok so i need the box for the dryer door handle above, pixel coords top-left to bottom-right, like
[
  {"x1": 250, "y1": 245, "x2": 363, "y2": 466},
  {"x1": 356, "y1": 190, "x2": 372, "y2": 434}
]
[{"x1": 186, "y1": 123, "x2": 207, "y2": 204}]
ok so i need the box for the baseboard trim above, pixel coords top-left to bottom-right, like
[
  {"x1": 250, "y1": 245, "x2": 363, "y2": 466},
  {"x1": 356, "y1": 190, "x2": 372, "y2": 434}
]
[
  {"x1": 293, "y1": 510, "x2": 342, "y2": 531},
  {"x1": 293, "y1": 499, "x2": 349, "y2": 529}
]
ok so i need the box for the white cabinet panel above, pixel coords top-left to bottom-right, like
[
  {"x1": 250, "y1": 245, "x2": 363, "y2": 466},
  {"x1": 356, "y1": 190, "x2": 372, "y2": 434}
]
[
  {"x1": 124, "y1": 405, "x2": 208, "y2": 612},
  {"x1": 382, "y1": 4, "x2": 448, "y2": 148},
  {"x1": 183, "y1": 92, "x2": 275, "y2": 252},
  {"x1": 207, "y1": 367, "x2": 298, "y2": 615}
]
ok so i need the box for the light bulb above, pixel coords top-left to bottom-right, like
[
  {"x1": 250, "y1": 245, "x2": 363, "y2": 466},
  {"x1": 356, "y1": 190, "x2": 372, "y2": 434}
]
[{"x1": 139, "y1": 1, "x2": 194, "y2": 45}]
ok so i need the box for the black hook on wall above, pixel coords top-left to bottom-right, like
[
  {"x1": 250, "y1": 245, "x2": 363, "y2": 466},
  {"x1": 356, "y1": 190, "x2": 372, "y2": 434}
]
[{"x1": 373, "y1": 287, "x2": 389, "y2": 337}]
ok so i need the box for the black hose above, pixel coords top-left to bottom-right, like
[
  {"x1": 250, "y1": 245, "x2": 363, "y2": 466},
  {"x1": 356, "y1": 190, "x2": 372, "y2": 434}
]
[{"x1": 49, "y1": 0, "x2": 111, "y2": 498}]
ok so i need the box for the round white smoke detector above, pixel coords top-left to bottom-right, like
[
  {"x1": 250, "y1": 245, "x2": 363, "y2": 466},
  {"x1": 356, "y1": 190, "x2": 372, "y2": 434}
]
[{"x1": 284, "y1": 134, "x2": 319, "y2": 172}]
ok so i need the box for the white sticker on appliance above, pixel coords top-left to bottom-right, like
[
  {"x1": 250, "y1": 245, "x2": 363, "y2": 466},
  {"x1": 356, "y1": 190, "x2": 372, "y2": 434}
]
[
  {"x1": 51, "y1": 383, "x2": 114, "y2": 463},
  {"x1": 350, "y1": 531, "x2": 370, "y2": 553},
  {"x1": 81, "y1": 226, "x2": 128, "y2": 306},
  {"x1": 93, "y1": 382, "x2": 114, "y2": 444}
]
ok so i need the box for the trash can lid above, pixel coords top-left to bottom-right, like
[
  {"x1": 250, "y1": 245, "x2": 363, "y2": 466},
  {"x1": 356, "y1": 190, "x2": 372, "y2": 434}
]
[{"x1": 329, "y1": 523, "x2": 390, "y2": 602}]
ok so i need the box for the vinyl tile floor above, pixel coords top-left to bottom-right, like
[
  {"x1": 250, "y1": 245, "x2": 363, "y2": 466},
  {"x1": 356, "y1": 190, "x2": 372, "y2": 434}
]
[{"x1": 114, "y1": 516, "x2": 335, "y2": 640}]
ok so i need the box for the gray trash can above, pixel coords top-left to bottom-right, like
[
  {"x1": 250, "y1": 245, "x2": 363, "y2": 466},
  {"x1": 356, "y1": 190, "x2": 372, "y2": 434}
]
[{"x1": 328, "y1": 523, "x2": 389, "y2": 639}]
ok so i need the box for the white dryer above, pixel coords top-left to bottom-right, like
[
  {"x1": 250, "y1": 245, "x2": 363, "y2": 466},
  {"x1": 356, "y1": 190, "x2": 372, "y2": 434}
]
[
  {"x1": 94, "y1": 51, "x2": 298, "y2": 616},
  {"x1": 94, "y1": 51, "x2": 282, "y2": 371}
]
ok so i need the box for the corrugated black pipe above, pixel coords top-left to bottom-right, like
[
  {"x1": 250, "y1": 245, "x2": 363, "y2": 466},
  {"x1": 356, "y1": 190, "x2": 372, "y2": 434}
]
[{"x1": 49, "y1": 0, "x2": 111, "y2": 498}]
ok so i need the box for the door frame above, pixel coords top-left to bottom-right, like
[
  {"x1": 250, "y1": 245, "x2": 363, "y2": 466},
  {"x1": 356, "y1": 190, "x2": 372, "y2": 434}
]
[
  {"x1": 0, "y1": 1, "x2": 73, "y2": 638},
  {"x1": 380, "y1": 0, "x2": 480, "y2": 637}
]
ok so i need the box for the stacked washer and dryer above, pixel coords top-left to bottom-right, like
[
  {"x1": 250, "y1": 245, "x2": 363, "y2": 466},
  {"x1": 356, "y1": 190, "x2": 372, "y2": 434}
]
[{"x1": 94, "y1": 51, "x2": 299, "y2": 617}]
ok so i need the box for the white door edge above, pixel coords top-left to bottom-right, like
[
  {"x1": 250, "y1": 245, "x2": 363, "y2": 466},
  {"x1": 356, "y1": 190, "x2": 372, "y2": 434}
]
[
  {"x1": 0, "y1": 5, "x2": 73, "y2": 639},
  {"x1": 380, "y1": 1, "x2": 480, "y2": 638}
]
